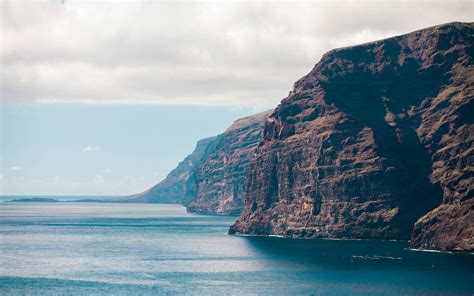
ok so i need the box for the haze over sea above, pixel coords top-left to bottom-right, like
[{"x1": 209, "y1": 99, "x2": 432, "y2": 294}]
[{"x1": 0, "y1": 201, "x2": 472, "y2": 295}]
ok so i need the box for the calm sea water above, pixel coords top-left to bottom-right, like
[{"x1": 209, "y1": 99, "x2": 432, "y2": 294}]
[{"x1": 0, "y1": 202, "x2": 473, "y2": 295}]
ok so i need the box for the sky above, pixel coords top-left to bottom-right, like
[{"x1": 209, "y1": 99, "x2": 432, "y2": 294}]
[
  {"x1": 0, "y1": 105, "x2": 254, "y2": 195},
  {"x1": 1, "y1": 0, "x2": 472, "y2": 195}
]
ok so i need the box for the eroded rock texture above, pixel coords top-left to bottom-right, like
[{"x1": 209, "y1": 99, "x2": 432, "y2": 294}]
[
  {"x1": 125, "y1": 111, "x2": 271, "y2": 215},
  {"x1": 187, "y1": 111, "x2": 272, "y2": 214},
  {"x1": 230, "y1": 22, "x2": 473, "y2": 252}
]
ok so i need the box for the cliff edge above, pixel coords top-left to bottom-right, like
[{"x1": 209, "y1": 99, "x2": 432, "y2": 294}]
[{"x1": 230, "y1": 22, "x2": 473, "y2": 252}]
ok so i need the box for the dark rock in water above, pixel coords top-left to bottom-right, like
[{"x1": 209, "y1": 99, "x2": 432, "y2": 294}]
[
  {"x1": 124, "y1": 111, "x2": 272, "y2": 215},
  {"x1": 187, "y1": 111, "x2": 272, "y2": 214},
  {"x1": 230, "y1": 22, "x2": 473, "y2": 253},
  {"x1": 124, "y1": 136, "x2": 216, "y2": 204},
  {"x1": 10, "y1": 197, "x2": 59, "y2": 202}
]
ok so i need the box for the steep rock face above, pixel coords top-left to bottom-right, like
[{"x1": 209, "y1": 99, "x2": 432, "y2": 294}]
[
  {"x1": 230, "y1": 22, "x2": 473, "y2": 252},
  {"x1": 124, "y1": 111, "x2": 271, "y2": 215},
  {"x1": 125, "y1": 137, "x2": 216, "y2": 203},
  {"x1": 187, "y1": 111, "x2": 272, "y2": 214}
]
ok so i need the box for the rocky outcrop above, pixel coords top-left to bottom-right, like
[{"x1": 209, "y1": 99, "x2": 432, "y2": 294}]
[
  {"x1": 230, "y1": 22, "x2": 473, "y2": 252},
  {"x1": 124, "y1": 136, "x2": 216, "y2": 203},
  {"x1": 187, "y1": 111, "x2": 272, "y2": 214},
  {"x1": 124, "y1": 111, "x2": 271, "y2": 215}
]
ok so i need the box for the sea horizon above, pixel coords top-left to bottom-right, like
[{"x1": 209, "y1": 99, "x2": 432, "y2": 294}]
[
  {"x1": 2, "y1": 1, "x2": 473, "y2": 294},
  {"x1": 1, "y1": 202, "x2": 473, "y2": 295}
]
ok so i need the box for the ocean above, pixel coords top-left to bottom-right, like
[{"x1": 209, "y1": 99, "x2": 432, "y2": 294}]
[{"x1": 0, "y1": 202, "x2": 473, "y2": 295}]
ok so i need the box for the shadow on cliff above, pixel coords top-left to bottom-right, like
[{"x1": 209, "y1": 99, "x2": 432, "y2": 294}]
[{"x1": 320, "y1": 43, "x2": 447, "y2": 236}]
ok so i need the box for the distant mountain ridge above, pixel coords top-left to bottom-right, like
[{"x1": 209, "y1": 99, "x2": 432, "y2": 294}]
[
  {"x1": 124, "y1": 110, "x2": 272, "y2": 214},
  {"x1": 123, "y1": 136, "x2": 216, "y2": 204}
]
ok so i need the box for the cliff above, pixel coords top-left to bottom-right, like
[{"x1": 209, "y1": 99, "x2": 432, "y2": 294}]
[
  {"x1": 187, "y1": 110, "x2": 272, "y2": 214},
  {"x1": 124, "y1": 136, "x2": 216, "y2": 203},
  {"x1": 125, "y1": 111, "x2": 271, "y2": 215},
  {"x1": 230, "y1": 22, "x2": 473, "y2": 252}
]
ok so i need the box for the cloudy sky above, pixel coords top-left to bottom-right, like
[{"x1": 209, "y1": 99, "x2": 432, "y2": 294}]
[{"x1": 0, "y1": 0, "x2": 472, "y2": 195}]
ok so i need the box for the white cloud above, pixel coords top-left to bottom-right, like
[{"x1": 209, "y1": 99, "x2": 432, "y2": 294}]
[
  {"x1": 9, "y1": 166, "x2": 23, "y2": 171},
  {"x1": 1, "y1": 0, "x2": 471, "y2": 108},
  {"x1": 0, "y1": 174, "x2": 4, "y2": 182},
  {"x1": 82, "y1": 145, "x2": 101, "y2": 152},
  {"x1": 93, "y1": 174, "x2": 105, "y2": 184},
  {"x1": 102, "y1": 168, "x2": 112, "y2": 173}
]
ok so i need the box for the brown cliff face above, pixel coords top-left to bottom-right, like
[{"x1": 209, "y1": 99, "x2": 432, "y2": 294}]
[
  {"x1": 230, "y1": 22, "x2": 473, "y2": 252},
  {"x1": 123, "y1": 111, "x2": 271, "y2": 215},
  {"x1": 187, "y1": 111, "x2": 272, "y2": 214}
]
